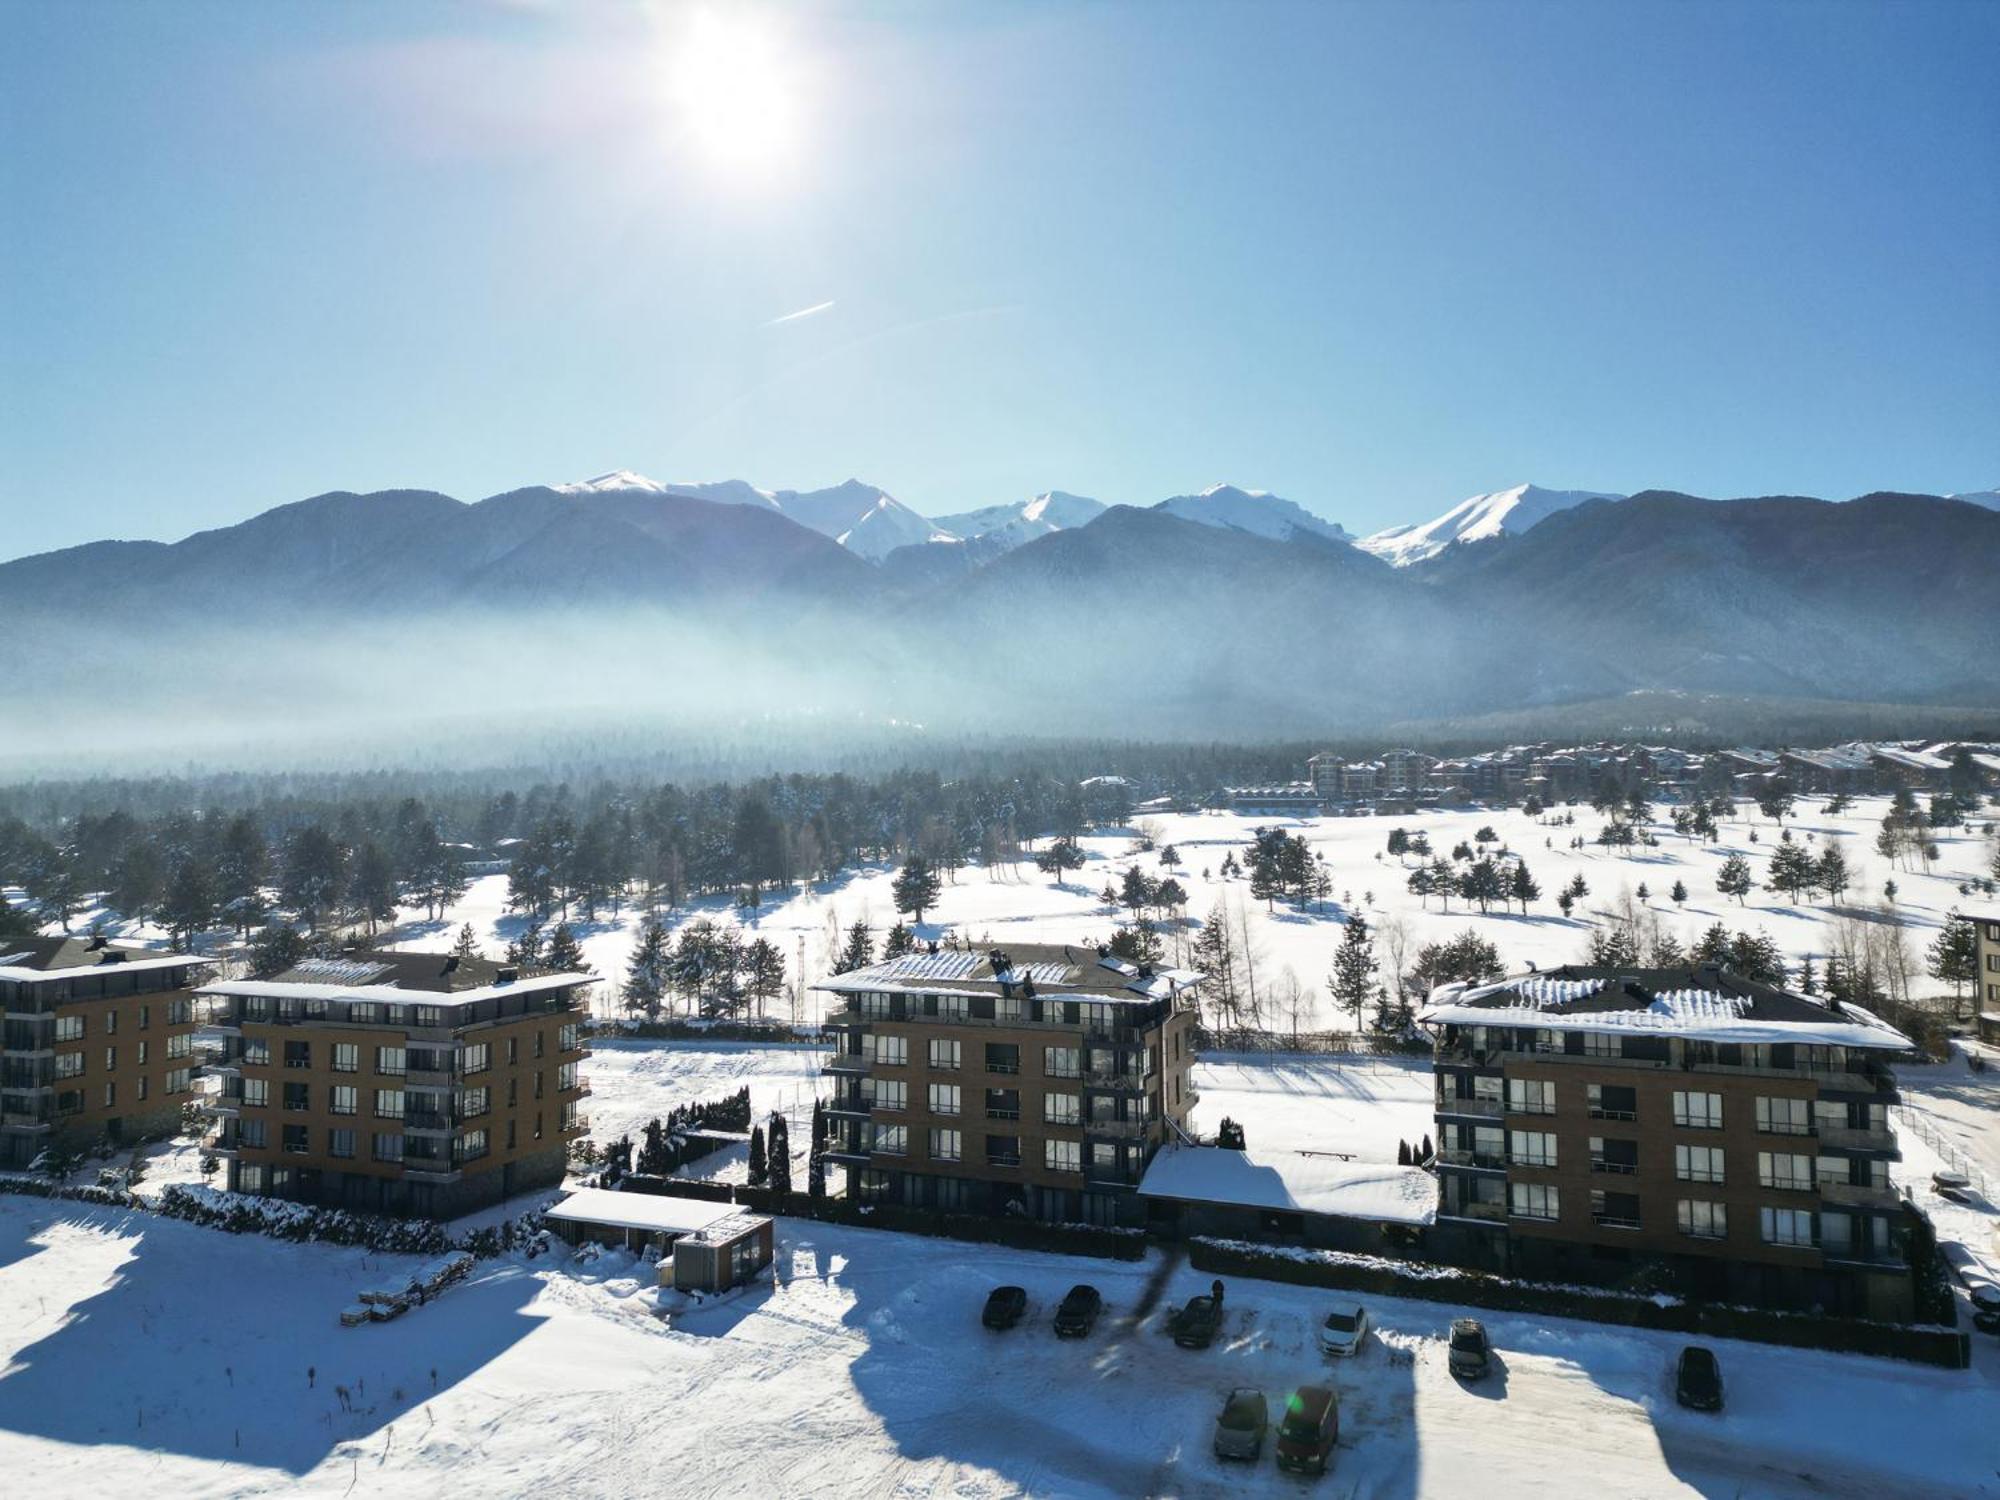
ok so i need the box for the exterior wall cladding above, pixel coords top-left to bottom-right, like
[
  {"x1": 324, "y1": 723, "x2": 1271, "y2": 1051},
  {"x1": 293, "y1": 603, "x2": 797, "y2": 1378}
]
[
  {"x1": 200, "y1": 991, "x2": 590, "y2": 1219},
  {"x1": 821, "y1": 984, "x2": 1199, "y2": 1228},
  {"x1": 1428, "y1": 1025, "x2": 1914, "y2": 1321}
]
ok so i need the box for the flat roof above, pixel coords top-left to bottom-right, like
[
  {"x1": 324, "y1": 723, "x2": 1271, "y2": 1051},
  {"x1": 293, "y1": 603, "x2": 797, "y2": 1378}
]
[
  {"x1": 544, "y1": 1188, "x2": 739, "y2": 1236},
  {"x1": 814, "y1": 941, "x2": 1200, "y2": 1006},
  {"x1": 199, "y1": 968, "x2": 596, "y2": 1009},
  {"x1": 1138, "y1": 1143, "x2": 1436, "y2": 1226}
]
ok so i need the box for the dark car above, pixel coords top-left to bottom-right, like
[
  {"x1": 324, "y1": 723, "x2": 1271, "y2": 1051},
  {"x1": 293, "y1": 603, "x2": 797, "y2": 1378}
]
[
  {"x1": 1171, "y1": 1294, "x2": 1221, "y2": 1349},
  {"x1": 1447, "y1": 1317, "x2": 1491, "y2": 1380},
  {"x1": 1674, "y1": 1346, "x2": 1723, "y2": 1411},
  {"x1": 1212, "y1": 1387, "x2": 1268, "y2": 1461},
  {"x1": 982, "y1": 1285, "x2": 1028, "y2": 1330},
  {"x1": 1053, "y1": 1284, "x2": 1103, "y2": 1338},
  {"x1": 1275, "y1": 1385, "x2": 1340, "y2": 1476}
]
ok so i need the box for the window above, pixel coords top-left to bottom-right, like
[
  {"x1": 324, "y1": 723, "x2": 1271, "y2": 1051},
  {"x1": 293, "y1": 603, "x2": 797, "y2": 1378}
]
[
  {"x1": 243, "y1": 1077, "x2": 269, "y2": 1107},
  {"x1": 1044, "y1": 1092, "x2": 1082, "y2": 1126},
  {"x1": 870, "y1": 1123, "x2": 907, "y2": 1155},
  {"x1": 284, "y1": 1040, "x2": 311, "y2": 1069},
  {"x1": 329, "y1": 1128, "x2": 356, "y2": 1159},
  {"x1": 166, "y1": 1032, "x2": 191, "y2": 1060},
  {"x1": 138, "y1": 1005, "x2": 152, "y2": 1030},
  {"x1": 55, "y1": 1052, "x2": 84, "y2": 1079},
  {"x1": 1758, "y1": 1151, "x2": 1814, "y2": 1191},
  {"x1": 329, "y1": 1085, "x2": 358, "y2": 1116},
  {"x1": 136, "y1": 1076, "x2": 148, "y2": 1101},
  {"x1": 1677, "y1": 1200, "x2": 1728, "y2": 1239},
  {"x1": 104, "y1": 1046, "x2": 117, "y2": 1072},
  {"x1": 859, "y1": 992, "x2": 893, "y2": 1020},
  {"x1": 936, "y1": 994, "x2": 968, "y2": 1022},
  {"x1": 927, "y1": 1083, "x2": 961, "y2": 1116},
  {"x1": 459, "y1": 1129, "x2": 489, "y2": 1162},
  {"x1": 243, "y1": 1038, "x2": 269, "y2": 1065},
  {"x1": 506, "y1": 1037, "x2": 518, "y2": 1066},
  {"x1": 1091, "y1": 1141, "x2": 1120, "y2": 1170},
  {"x1": 462, "y1": 1043, "x2": 491, "y2": 1075},
  {"x1": 104, "y1": 1010, "x2": 117, "y2": 1035},
  {"x1": 1591, "y1": 1190, "x2": 1641, "y2": 1228},
  {"x1": 283, "y1": 1082, "x2": 310, "y2": 1111},
  {"x1": 1590, "y1": 1137, "x2": 1638, "y2": 1174},
  {"x1": 1675, "y1": 1144, "x2": 1726, "y2": 1184},
  {"x1": 1672, "y1": 1091, "x2": 1722, "y2": 1129},
  {"x1": 375, "y1": 1088, "x2": 406, "y2": 1119},
  {"x1": 137, "y1": 1040, "x2": 149, "y2": 1065},
  {"x1": 1045, "y1": 1139, "x2": 1082, "y2": 1172},
  {"x1": 865, "y1": 1033, "x2": 908, "y2": 1066},
  {"x1": 460, "y1": 1086, "x2": 489, "y2": 1118},
  {"x1": 1508, "y1": 1130, "x2": 1557, "y2": 1168},
  {"x1": 1044, "y1": 1045, "x2": 1080, "y2": 1078},
  {"x1": 240, "y1": 1118, "x2": 267, "y2": 1149},
  {"x1": 239, "y1": 1163, "x2": 265, "y2": 1192},
  {"x1": 282, "y1": 1124, "x2": 309, "y2": 1155},
  {"x1": 1509, "y1": 1182, "x2": 1559, "y2": 1220},
  {"x1": 1506, "y1": 1078, "x2": 1555, "y2": 1115},
  {"x1": 374, "y1": 1133, "x2": 404, "y2": 1163},
  {"x1": 1756, "y1": 1096, "x2": 1811, "y2": 1136},
  {"x1": 984, "y1": 1043, "x2": 1020, "y2": 1075},
  {"x1": 348, "y1": 1002, "x2": 381, "y2": 1024},
  {"x1": 929, "y1": 1127, "x2": 961, "y2": 1162},
  {"x1": 54, "y1": 1015, "x2": 84, "y2": 1043},
  {"x1": 332, "y1": 1043, "x2": 359, "y2": 1074},
  {"x1": 166, "y1": 996, "x2": 191, "y2": 1025},
  {"x1": 873, "y1": 1079, "x2": 908, "y2": 1111},
  {"x1": 559, "y1": 1022, "x2": 580, "y2": 1052},
  {"x1": 1581, "y1": 1033, "x2": 1621, "y2": 1059},
  {"x1": 994, "y1": 994, "x2": 1027, "y2": 1024},
  {"x1": 929, "y1": 1038, "x2": 960, "y2": 1072},
  {"x1": 1760, "y1": 1206, "x2": 1815, "y2": 1247},
  {"x1": 103, "y1": 1082, "x2": 116, "y2": 1108},
  {"x1": 377, "y1": 1046, "x2": 406, "y2": 1076},
  {"x1": 985, "y1": 1134, "x2": 1022, "y2": 1167}
]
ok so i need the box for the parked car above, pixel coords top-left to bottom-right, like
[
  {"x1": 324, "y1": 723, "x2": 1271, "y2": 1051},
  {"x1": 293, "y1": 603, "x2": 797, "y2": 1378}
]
[
  {"x1": 982, "y1": 1285, "x2": 1028, "y2": 1331},
  {"x1": 1674, "y1": 1346, "x2": 1724, "y2": 1411},
  {"x1": 1053, "y1": 1284, "x2": 1103, "y2": 1338},
  {"x1": 1447, "y1": 1317, "x2": 1491, "y2": 1380},
  {"x1": 1275, "y1": 1385, "x2": 1340, "y2": 1475},
  {"x1": 1212, "y1": 1387, "x2": 1269, "y2": 1461},
  {"x1": 1316, "y1": 1301, "x2": 1369, "y2": 1357},
  {"x1": 1171, "y1": 1294, "x2": 1222, "y2": 1348}
]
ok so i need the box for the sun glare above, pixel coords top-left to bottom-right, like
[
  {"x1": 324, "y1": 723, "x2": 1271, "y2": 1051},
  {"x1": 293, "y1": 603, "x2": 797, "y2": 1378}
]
[{"x1": 670, "y1": 10, "x2": 797, "y2": 177}]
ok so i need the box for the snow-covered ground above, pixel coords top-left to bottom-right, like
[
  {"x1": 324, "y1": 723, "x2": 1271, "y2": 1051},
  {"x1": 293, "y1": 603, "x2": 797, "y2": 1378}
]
[
  {"x1": 358, "y1": 795, "x2": 1993, "y2": 1033},
  {"x1": 1189, "y1": 1051, "x2": 1436, "y2": 1161},
  {"x1": 2, "y1": 1194, "x2": 1995, "y2": 1499}
]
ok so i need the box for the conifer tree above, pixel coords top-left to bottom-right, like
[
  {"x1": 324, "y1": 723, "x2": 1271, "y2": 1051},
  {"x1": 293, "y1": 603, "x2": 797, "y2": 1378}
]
[
  {"x1": 1716, "y1": 854, "x2": 1755, "y2": 905},
  {"x1": 748, "y1": 1125, "x2": 768, "y2": 1186},
  {"x1": 891, "y1": 854, "x2": 942, "y2": 923},
  {"x1": 1328, "y1": 913, "x2": 1379, "y2": 1031},
  {"x1": 883, "y1": 921, "x2": 915, "y2": 959},
  {"x1": 1509, "y1": 861, "x2": 1542, "y2": 914},
  {"x1": 1670, "y1": 879, "x2": 1688, "y2": 908},
  {"x1": 623, "y1": 918, "x2": 669, "y2": 1020},
  {"x1": 545, "y1": 921, "x2": 590, "y2": 973},
  {"x1": 767, "y1": 1113, "x2": 792, "y2": 1196},
  {"x1": 452, "y1": 922, "x2": 482, "y2": 962},
  {"x1": 836, "y1": 920, "x2": 874, "y2": 974}
]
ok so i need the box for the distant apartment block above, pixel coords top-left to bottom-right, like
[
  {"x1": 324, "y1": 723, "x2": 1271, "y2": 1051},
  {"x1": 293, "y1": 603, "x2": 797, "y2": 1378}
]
[
  {"x1": 1968, "y1": 905, "x2": 2000, "y2": 1042},
  {"x1": 1, "y1": 937, "x2": 209, "y2": 1167},
  {"x1": 1419, "y1": 965, "x2": 1917, "y2": 1320},
  {"x1": 196, "y1": 950, "x2": 595, "y2": 1217},
  {"x1": 815, "y1": 943, "x2": 1201, "y2": 1226}
]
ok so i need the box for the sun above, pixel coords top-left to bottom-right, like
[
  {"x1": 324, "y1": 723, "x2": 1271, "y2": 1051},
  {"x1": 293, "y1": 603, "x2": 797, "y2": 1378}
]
[{"x1": 670, "y1": 10, "x2": 797, "y2": 177}]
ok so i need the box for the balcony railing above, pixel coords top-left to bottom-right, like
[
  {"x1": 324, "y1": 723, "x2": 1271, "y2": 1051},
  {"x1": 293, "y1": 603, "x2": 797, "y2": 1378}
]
[
  {"x1": 1435, "y1": 1096, "x2": 1503, "y2": 1118},
  {"x1": 986, "y1": 1108, "x2": 1021, "y2": 1121},
  {"x1": 1592, "y1": 1214, "x2": 1643, "y2": 1231},
  {"x1": 824, "y1": 1054, "x2": 871, "y2": 1073},
  {"x1": 1820, "y1": 1179, "x2": 1901, "y2": 1209},
  {"x1": 1084, "y1": 1118, "x2": 1144, "y2": 1139},
  {"x1": 1818, "y1": 1125, "x2": 1896, "y2": 1153},
  {"x1": 1436, "y1": 1148, "x2": 1505, "y2": 1170},
  {"x1": 1440, "y1": 1200, "x2": 1507, "y2": 1223},
  {"x1": 1590, "y1": 1160, "x2": 1639, "y2": 1176},
  {"x1": 985, "y1": 1154, "x2": 1023, "y2": 1169}
]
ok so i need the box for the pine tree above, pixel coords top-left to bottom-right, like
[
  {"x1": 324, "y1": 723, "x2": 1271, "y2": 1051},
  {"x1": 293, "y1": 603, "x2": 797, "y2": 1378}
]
[
  {"x1": 1815, "y1": 844, "x2": 1851, "y2": 906},
  {"x1": 892, "y1": 855, "x2": 942, "y2": 924},
  {"x1": 1397, "y1": 1139, "x2": 1412, "y2": 1166},
  {"x1": 545, "y1": 921, "x2": 589, "y2": 973},
  {"x1": 624, "y1": 918, "x2": 669, "y2": 1020},
  {"x1": 836, "y1": 920, "x2": 874, "y2": 974},
  {"x1": 748, "y1": 1125, "x2": 769, "y2": 1186},
  {"x1": 768, "y1": 1113, "x2": 793, "y2": 1196},
  {"x1": 637, "y1": 1118, "x2": 668, "y2": 1176},
  {"x1": 1035, "y1": 835, "x2": 1085, "y2": 887},
  {"x1": 1927, "y1": 917, "x2": 1978, "y2": 1007},
  {"x1": 161, "y1": 857, "x2": 216, "y2": 953},
  {"x1": 1715, "y1": 854, "x2": 1755, "y2": 905},
  {"x1": 248, "y1": 920, "x2": 309, "y2": 978},
  {"x1": 1328, "y1": 913, "x2": 1378, "y2": 1031},
  {"x1": 506, "y1": 917, "x2": 546, "y2": 971},
  {"x1": 808, "y1": 1150, "x2": 826, "y2": 1199},
  {"x1": 452, "y1": 922, "x2": 482, "y2": 962},
  {"x1": 1509, "y1": 861, "x2": 1542, "y2": 914},
  {"x1": 1460, "y1": 857, "x2": 1504, "y2": 914},
  {"x1": 1190, "y1": 901, "x2": 1240, "y2": 1024},
  {"x1": 1670, "y1": 879, "x2": 1688, "y2": 908},
  {"x1": 811, "y1": 1097, "x2": 827, "y2": 1150},
  {"x1": 883, "y1": 921, "x2": 915, "y2": 959}
]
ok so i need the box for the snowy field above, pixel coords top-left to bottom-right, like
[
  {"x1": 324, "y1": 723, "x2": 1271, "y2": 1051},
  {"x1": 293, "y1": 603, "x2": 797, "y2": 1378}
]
[
  {"x1": 365, "y1": 795, "x2": 1994, "y2": 1034},
  {"x1": 2, "y1": 1194, "x2": 1996, "y2": 1500}
]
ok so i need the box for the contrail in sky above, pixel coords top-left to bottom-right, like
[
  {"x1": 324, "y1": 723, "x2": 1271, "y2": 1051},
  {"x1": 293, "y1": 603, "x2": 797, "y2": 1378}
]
[{"x1": 766, "y1": 299, "x2": 835, "y2": 326}]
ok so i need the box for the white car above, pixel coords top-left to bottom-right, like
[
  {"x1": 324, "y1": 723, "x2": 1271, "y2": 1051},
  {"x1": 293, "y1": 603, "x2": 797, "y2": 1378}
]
[{"x1": 1316, "y1": 1302, "x2": 1369, "y2": 1357}]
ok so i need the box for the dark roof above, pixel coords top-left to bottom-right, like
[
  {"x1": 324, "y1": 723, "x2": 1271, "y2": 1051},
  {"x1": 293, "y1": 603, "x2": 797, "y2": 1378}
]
[
  {"x1": 814, "y1": 940, "x2": 1200, "y2": 1004},
  {"x1": 0, "y1": 935, "x2": 201, "y2": 973},
  {"x1": 268, "y1": 949, "x2": 514, "y2": 994}
]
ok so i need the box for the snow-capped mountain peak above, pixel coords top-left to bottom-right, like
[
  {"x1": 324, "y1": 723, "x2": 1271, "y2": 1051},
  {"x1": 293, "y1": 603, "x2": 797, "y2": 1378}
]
[
  {"x1": 1358, "y1": 482, "x2": 1625, "y2": 566},
  {"x1": 928, "y1": 490, "x2": 1106, "y2": 554},
  {"x1": 555, "y1": 469, "x2": 670, "y2": 494},
  {"x1": 1947, "y1": 488, "x2": 2000, "y2": 511},
  {"x1": 1152, "y1": 483, "x2": 1354, "y2": 544}
]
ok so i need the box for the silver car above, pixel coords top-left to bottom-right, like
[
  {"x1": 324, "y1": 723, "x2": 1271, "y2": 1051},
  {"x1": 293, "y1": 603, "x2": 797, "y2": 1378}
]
[{"x1": 1213, "y1": 1387, "x2": 1269, "y2": 1461}]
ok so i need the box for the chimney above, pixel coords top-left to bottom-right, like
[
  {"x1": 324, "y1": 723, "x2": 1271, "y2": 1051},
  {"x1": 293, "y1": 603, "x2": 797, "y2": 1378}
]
[
  {"x1": 443, "y1": 955, "x2": 460, "y2": 974},
  {"x1": 87, "y1": 933, "x2": 108, "y2": 951},
  {"x1": 496, "y1": 966, "x2": 518, "y2": 983}
]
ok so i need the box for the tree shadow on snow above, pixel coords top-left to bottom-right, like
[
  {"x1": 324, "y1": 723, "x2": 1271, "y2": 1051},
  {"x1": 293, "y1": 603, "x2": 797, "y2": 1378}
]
[{"x1": 0, "y1": 1203, "x2": 545, "y2": 1476}]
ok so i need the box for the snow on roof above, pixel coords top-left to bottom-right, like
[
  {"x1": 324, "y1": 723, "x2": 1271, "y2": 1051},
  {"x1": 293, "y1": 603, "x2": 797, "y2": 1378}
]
[
  {"x1": 814, "y1": 943, "x2": 1201, "y2": 1005},
  {"x1": 544, "y1": 1188, "x2": 738, "y2": 1237},
  {"x1": 1140, "y1": 1143, "x2": 1436, "y2": 1226},
  {"x1": 199, "y1": 970, "x2": 596, "y2": 1008},
  {"x1": 0, "y1": 952, "x2": 210, "y2": 983}
]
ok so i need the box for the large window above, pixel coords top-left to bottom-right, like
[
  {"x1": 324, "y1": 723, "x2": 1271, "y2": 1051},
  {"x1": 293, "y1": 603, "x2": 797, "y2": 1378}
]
[
  {"x1": 375, "y1": 1088, "x2": 405, "y2": 1119},
  {"x1": 54, "y1": 1052, "x2": 83, "y2": 1080},
  {"x1": 1508, "y1": 1182, "x2": 1559, "y2": 1220},
  {"x1": 1761, "y1": 1206, "x2": 1815, "y2": 1247},
  {"x1": 1758, "y1": 1151, "x2": 1814, "y2": 1192},
  {"x1": 243, "y1": 1077, "x2": 269, "y2": 1107},
  {"x1": 929, "y1": 1127, "x2": 961, "y2": 1162},
  {"x1": 1675, "y1": 1144, "x2": 1726, "y2": 1185},
  {"x1": 1582, "y1": 1032, "x2": 1622, "y2": 1059},
  {"x1": 166, "y1": 1032, "x2": 192, "y2": 1060},
  {"x1": 1756, "y1": 1096, "x2": 1811, "y2": 1136},
  {"x1": 240, "y1": 1118, "x2": 268, "y2": 1149},
  {"x1": 927, "y1": 1083, "x2": 961, "y2": 1116},
  {"x1": 870, "y1": 1123, "x2": 907, "y2": 1155},
  {"x1": 1506, "y1": 1079, "x2": 1555, "y2": 1116},
  {"x1": 1676, "y1": 1199, "x2": 1728, "y2": 1240},
  {"x1": 373, "y1": 1133, "x2": 404, "y2": 1163},
  {"x1": 1672, "y1": 1091, "x2": 1723, "y2": 1129},
  {"x1": 376, "y1": 1046, "x2": 406, "y2": 1076},
  {"x1": 460, "y1": 1087, "x2": 490, "y2": 1119},
  {"x1": 329, "y1": 1085, "x2": 358, "y2": 1117},
  {"x1": 1044, "y1": 1092, "x2": 1082, "y2": 1126},
  {"x1": 873, "y1": 1079, "x2": 908, "y2": 1112},
  {"x1": 329, "y1": 1128, "x2": 356, "y2": 1159},
  {"x1": 1508, "y1": 1130, "x2": 1557, "y2": 1168},
  {"x1": 865, "y1": 1033, "x2": 908, "y2": 1066},
  {"x1": 459, "y1": 1129, "x2": 490, "y2": 1162},
  {"x1": 461, "y1": 1043, "x2": 491, "y2": 1075},
  {"x1": 54, "y1": 1014, "x2": 86, "y2": 1043},
  {"x1": 332, "y1": 1043, "x2": 359, "y2": 1074},
  {"x1": 936, "y1": 994, "x2": 969, "y2": 1022},
  {"x1": 928, "y1": 1038, "x2": 960, "y2": 1072},
  {"x1": 284, "y1": 1041, "x2": 311, "y2": 1070},
  {"x1": 1045, "y1": 1139, "x2": 1082, "y2": 1173},
  {"x1": 1044, "y1": 1046, "x2": 1081, "y2": 1079}
]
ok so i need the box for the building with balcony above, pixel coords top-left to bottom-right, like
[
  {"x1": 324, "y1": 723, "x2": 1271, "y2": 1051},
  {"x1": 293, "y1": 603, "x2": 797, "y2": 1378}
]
[
  {"x1": 813, "y1": 942, "x2": 1202, "y2": 1227},
  {"x1": 1417, "y1": 965, "x2": 1918, "y2": 1320},
  {"x1": 1967, "y1": 904, "x2": 2000, "y2": 1040},
  {"x1": 1, "y1": 937, "x2": 210, "y2": 1168},
  {"x1": 195, "y1": 949, "x2": 595, "y2": 1218}
]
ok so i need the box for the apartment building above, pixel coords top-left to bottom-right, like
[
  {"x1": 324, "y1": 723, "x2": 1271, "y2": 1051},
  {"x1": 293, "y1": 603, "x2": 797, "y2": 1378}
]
[
  {"x1": 196, "y1": 950, "x2": 595, "y2": 1218},
  {"x1": 1969, "y1": 904, "x2": 2000, "y2": 1036},
  {"x1": 814, "y1": 942, "x2": 1202, "y2": 1227},
  {"x1": 1, "y1": 937, "x2": 210, "y2": 1167},
  {"x1": 1418, "y1": 965, "x2": 1917, "y2": 1320}
]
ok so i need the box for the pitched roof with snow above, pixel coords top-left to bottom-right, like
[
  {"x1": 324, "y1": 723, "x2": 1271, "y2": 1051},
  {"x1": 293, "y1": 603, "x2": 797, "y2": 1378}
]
[
  {"x1": 0, "y1": 936, "x2": 212, "y2": 984},
  {"x1": 1139, "y1": 1143, "x2": 1436, "y2": 1226},
  {"x1": 544, "y1": 1188, "x2": 743, "y2": 1237},
  {"x1": 813, "y1": 941, "x2": 1201, "y2": 1005},
  {"x1": 199, "y1": 948, "x2": 598, "y2": 1008},
  {"x1": 1417, "y1": 965, "x2": 1910, "y2": 1050}
]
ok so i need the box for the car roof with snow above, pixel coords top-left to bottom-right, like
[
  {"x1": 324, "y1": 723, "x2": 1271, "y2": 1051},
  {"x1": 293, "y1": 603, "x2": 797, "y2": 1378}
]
[{"x1": 1417, "y1": 964, "x2": 1910, "y2": 1049}]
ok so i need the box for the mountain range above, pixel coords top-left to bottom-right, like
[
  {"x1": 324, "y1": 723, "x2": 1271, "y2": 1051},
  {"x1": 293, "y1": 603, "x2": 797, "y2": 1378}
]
[{"x1": 3, "y1": 474, "x2": 1996, "y2": 749}]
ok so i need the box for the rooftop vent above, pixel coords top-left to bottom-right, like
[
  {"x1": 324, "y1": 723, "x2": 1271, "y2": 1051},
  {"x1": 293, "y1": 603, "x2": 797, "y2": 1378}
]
[
  {"x1": 100, "y1": 950, "x2": 128, "y2": 964},
  {"x1": 87, "y1": 933, "x2": 108, "y2": 951},
  {"x1": 442, "y1": 955, "x2": 461, "y2": 974},
  {"x1": 496, "y1": 966, "x2": 518, "y2": 984}
]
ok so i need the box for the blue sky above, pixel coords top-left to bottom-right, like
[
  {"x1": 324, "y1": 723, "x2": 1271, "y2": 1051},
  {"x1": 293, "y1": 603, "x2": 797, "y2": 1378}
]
[{"x1": 2, "y1": 0, "x2": 1994, "y2": 557}]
